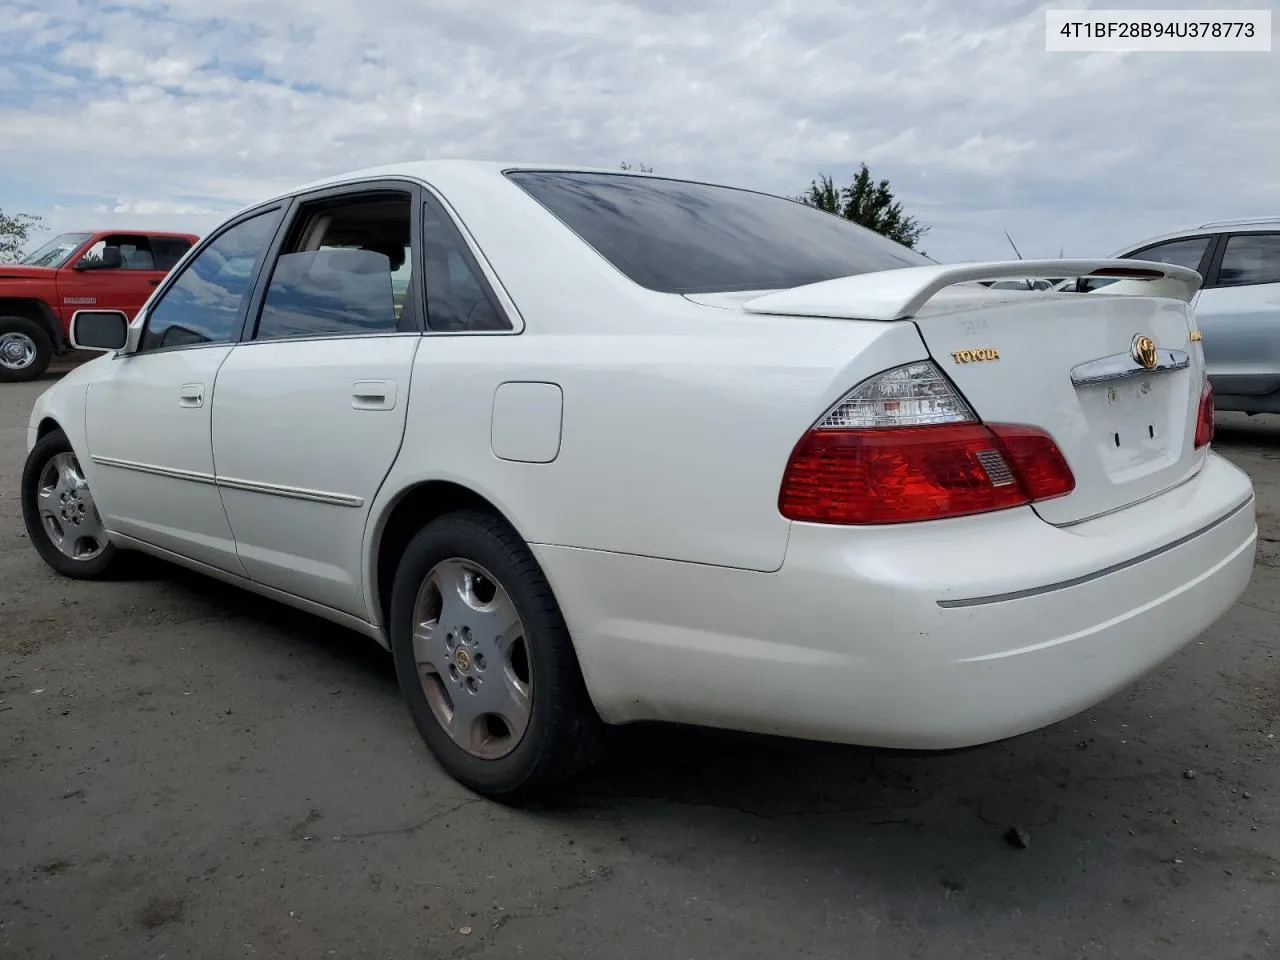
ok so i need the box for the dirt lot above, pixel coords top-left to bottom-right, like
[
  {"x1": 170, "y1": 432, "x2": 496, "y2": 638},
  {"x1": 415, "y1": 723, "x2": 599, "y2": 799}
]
[{"x1": 2, "y1": 367, "x2": 1278, "y2": 960}]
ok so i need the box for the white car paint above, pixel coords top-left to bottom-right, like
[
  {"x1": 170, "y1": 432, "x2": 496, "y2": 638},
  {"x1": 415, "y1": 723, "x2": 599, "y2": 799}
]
[
  {"x1": 539, "y1": 452, "x2": 1252, "y2": 744},
  {"x1": 490, "y1": 382, "x2": 565, "y2": 463},
  {"x1": 210, "y1": 335, "x2": 421, "y2": 617},
  {"x1": 24, "y1": 160, "x2": 1256, "y2": 761},
  {"x1": 85, "y1": 346, "x2": 242, "y2": 572}
]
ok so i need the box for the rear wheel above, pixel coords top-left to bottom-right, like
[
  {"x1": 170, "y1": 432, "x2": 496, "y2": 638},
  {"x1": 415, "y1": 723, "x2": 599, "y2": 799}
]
[
  {"x1": 21, "y1": 429, "x2": 120, "y2": 579},
  {"x1": 389, "y1": 510, "x2": 605, "y2": 802},
  {"x1": 0, "y1": 316, "x2": 53, "y2": 382}
]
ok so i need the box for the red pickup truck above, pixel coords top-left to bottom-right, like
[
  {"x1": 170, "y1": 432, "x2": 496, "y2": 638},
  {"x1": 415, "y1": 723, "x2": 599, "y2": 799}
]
[{"x1": 0, "y1": 229, "x2": 199, "y2": 381}]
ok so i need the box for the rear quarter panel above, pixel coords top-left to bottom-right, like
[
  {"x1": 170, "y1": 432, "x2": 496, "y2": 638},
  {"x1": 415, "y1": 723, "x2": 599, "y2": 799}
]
[
  {"x1": 363, "y1": 166, "x2": 931, "y2": 615},
  {"x1": 369, "y1": 309, "x2": 928, "y2": 577}
]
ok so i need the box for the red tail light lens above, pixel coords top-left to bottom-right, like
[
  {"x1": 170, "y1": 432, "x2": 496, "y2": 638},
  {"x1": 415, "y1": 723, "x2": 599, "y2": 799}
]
[
  {"x1": 780, "y1": 361, "x2": 1076, "y2": 525},
  {"x1": 1194, "y1": 378, "x2": 1214, "y2": 449},
  {"x1": 779, "y1": 422, "x2": 1075, "y2": 524},
  {"x1": 985, "y1": 424, "x2": 1076, "y2": 501}
]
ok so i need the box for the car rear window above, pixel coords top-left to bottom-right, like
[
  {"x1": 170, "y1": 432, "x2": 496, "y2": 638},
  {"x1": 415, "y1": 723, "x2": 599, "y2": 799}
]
[{"x1": 505, "y1": 170, "x2": 931, "y2": 295}]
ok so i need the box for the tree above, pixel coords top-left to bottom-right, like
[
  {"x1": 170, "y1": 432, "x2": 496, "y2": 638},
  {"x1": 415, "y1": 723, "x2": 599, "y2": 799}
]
[
  {"x1": 795, "y1": 164, "x2": 929, "y2": 251},
  {"x1": 620, "y1": 161, "x2": 654, "y2": 173},
  {"x1": 0, "y1": 209, "x2": 43, "y2": 263}
]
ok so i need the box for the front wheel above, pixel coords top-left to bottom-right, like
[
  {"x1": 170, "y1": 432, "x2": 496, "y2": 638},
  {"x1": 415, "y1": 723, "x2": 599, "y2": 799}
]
[
  {"x1": 0, "y1": 316, "x2": 53, "y2": 382},
  {"x1": 21, "y1": 429, "x2": 120, "y2": 579},
  {"x1": 388, "y1": 510, "x2": 605, "y2": 802}
]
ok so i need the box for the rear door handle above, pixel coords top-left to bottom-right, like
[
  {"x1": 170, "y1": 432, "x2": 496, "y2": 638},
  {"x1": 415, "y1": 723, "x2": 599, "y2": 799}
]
[
  {"x1": 352, "y1": 379, "x2": 397, "y2": 411},
  {"x1": 148, "y1": 279, "x2": 161, "y2": 286},
  {"x1": 178, "y1": 383, "x2": 204, "y2": 408}
]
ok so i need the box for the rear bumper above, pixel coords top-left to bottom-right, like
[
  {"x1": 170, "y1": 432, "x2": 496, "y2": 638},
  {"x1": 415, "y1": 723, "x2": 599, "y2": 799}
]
[{"x1": 535, "y1": 451, "x2": 1256, "y2": 748}]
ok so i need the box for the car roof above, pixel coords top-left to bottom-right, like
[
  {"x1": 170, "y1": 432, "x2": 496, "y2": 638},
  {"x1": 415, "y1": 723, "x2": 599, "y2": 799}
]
[
  {"x1": 62, "y1": 230, "x2": 200, "y2": 239},
  {"x1": 233, "y1": 159, "x2": 711, "y2": 220},
  {"x1": 284, "y1": 159, "x2": 647, "y2": 192},
  {"x1": 1113, "y1": 217, "x2": 1280, "y2": 255}
]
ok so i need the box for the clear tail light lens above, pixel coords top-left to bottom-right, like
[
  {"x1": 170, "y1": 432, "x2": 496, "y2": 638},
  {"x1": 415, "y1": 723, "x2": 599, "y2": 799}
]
[
  {"x1": 779, "y1": 362, "x2": 1076, "y2": 525},
  {"x1": 817, "y1": 361, "x2": 976, "y2": 428},
  {"x1": 1194, "y1": 378, "x2": 1214, "y2": 449}
]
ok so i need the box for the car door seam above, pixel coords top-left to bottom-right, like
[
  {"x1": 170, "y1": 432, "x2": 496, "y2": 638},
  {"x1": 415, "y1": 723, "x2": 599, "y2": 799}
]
[
  {"x1": 207, "y1": 343, "x2": 252, "y2": 578},
  {"x1": 360, "y1": 334, "x2": 426, "y2": 621}
]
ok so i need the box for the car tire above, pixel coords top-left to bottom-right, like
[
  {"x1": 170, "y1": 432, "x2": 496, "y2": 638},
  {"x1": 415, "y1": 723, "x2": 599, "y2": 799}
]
[
  {"x1": 21, "y1": 428, "x2": 121, "y2": 579},
  {"x1": 0, "y1": 315, "x2": 54, "y2": 383},
  {"x1": 389, "y1": 509, "x2": 606, "y2": 803}
]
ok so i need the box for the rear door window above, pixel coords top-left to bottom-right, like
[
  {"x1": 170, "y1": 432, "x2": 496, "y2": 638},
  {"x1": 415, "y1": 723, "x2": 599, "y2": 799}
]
[
  {"x1": 1075, "y1": 235, "x2": 1216, "y2": 292},
  {"x1": 252, "y1": 192, "x2": 413, "y2": 341},
  {"x1": 1124, "y1": 236, "x2": 1213, "y2": 273},
  {"x1": 1214, "y1": 233, "x2": 1280, "y2": 287}
]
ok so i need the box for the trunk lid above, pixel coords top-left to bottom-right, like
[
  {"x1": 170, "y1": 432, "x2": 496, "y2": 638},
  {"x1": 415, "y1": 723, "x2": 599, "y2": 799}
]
[
  {"x1": 741, "y1": 260, "x2": 1207, "y2": 525},
  {"x1": 910, "y1": 291, "x2": 1204, "y2": 524}
]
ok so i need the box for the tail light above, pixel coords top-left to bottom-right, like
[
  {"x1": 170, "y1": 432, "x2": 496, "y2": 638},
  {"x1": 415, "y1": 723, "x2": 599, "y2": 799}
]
[
  {"x1": 1194, "y1": 378, "x2": 1214, "y2": 449},
  {"x1": 778, "y1": 361, "x2": 1075, "y2": 525}
]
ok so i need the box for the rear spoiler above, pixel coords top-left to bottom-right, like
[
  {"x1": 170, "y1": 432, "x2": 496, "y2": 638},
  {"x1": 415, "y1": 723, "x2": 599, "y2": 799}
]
[{"x1": 741, "y1": 259, "x2": 1203, "y2": 322}]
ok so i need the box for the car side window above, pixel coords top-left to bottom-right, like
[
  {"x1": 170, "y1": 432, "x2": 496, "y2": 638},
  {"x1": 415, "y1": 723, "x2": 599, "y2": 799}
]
[
  {"x1": 1125, "y1": 237, "x2": 1212, "y2": 272},
  {"x1": 140, "y1": 209, "x2": 283, "y2": 352},
  {"x1": 422, "y1": 197, "x2": 510, "y2": 332},
  {"x1": 253, "y1": 192, "x2": 412, "y2": 341},
  {"x1": 79, "y1": 234, "x2": 154, "y2": 271},
  {"x1": 150, "y1": 237, "x2": 194, "y2": 272},
  {"x1": 1074, "y1": 236, "x2": 1213, "y2": 293},
  {"x1": 1215, "y1": 233, "x2": 1280, "y2": 288}
]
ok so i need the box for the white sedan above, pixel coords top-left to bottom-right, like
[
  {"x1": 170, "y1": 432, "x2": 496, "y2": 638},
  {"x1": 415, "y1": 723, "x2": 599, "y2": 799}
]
[{"x1": 20, "y1": 161, "x2": 1256, "y2": 801}]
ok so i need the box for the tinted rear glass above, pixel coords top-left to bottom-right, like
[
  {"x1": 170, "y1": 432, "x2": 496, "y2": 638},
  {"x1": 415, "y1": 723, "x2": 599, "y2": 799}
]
[{"x1": 506, "y1": 170, "x2": 931, "y2": 294}]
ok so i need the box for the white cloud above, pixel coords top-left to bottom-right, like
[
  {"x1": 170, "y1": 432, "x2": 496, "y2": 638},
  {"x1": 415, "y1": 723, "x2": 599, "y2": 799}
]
[
  {"x1": 106, "y1": 200, "x2": 225, "y2": 216},
  {"x1": 0, "y1": 0, "x2": 1277, "y2": 259}
]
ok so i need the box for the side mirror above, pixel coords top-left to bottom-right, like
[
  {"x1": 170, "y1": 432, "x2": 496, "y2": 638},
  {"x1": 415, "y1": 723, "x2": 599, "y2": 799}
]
[{"x1": 69, "y1": 310, "x2": 130, "y2": 352}]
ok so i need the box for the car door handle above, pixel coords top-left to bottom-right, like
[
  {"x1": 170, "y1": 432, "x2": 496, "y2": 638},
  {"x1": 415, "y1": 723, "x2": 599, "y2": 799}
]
[
  {"x1": 178, "y1": 383, "x2": 204, "y2": 408},
  {"x1": 352, "y1": 379, "x2": 397, "y2": 411},
  {"x1": 148, "y1": 279, "x2": 161, "y2": 286}
]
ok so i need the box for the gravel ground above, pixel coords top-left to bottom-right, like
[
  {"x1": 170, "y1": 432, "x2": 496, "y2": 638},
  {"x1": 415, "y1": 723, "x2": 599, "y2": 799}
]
[{"x1": 2, "y1": 367, "x2": 1278, "y2": 960}]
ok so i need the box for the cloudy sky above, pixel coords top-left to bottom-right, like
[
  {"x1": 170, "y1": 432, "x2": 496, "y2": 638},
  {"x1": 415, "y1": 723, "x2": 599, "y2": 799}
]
[{"x1": 1, "y1": 0, "x2": 1276, "y2": 261}]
